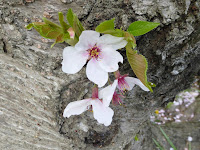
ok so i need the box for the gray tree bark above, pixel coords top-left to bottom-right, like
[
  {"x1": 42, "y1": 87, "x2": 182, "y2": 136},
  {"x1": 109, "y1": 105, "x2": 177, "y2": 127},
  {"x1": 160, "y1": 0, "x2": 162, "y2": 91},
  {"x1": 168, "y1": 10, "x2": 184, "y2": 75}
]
[{"x1": 0, "y1": 0, "x2": 199, "y2": 149}]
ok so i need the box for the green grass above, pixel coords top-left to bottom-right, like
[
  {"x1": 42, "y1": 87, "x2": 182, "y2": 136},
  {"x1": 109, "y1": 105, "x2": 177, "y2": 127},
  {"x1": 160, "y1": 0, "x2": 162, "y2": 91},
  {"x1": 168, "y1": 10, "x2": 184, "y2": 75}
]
[{"x1": 153, "y1": 127, "x2": 177, "y2": 150}]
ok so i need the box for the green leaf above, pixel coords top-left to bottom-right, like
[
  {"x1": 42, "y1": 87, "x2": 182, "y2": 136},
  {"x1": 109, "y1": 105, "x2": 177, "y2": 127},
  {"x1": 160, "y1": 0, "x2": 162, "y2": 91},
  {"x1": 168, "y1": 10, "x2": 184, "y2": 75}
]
[
  {"x1": 27, "y1": 10, "x2": 84, "y2": 47},
  {"x1": 159, "y1": 127, "x2": 177, "y2": 150},
  {"x1": 73, "y1": 16, "x2": 82, "y2": 37},
  {"x1": 27, "y1": 22, "x2": 44, "y2": 32},
  {"x1": 41, "y1": 25, "x2": 61, "y2": 39},
  {"x1": 26, "y1": 23, "x2": 34, "y2": 30},
  {"x1": 102, "y1": 29, "x2": 124, "y2": 37},
  {"x1": 126, "y1": 43, "x2": 153, "y2": 92},
  {"x1": 77, "y1": 18, "x2": 84, "y2": 32},
  {"x1": 66, "y1": 9, "x2": 84, "y2": 45},
  {"x1": 27, "y1": 22, "x2": 61, "y2": 39},
  {"x1": 124, "y1": 32, "x2": 136, "y2": 48},
  {"x1": 72, "y1": 15, "x2": 84, "y2": 43},
  {"x1": 27, "y1": 16, "x2": 71, "y2": 47},
  {"x1": 58, "y1": 12, "x2": 71, "y2": 33},
  {"x1": 51, "y1": 33, "x2": 65, "y2": 48},
  {"x1": 134, "y1": 135, "x2": 139, "y2": 141},
  {"x1": 67, "y1": 8, "x2": 74, "y2": 27},
  {"x1": 153, "y1": 138, "x2": 164, "y2": 150},
  {"x1": 155, "y1": 119, "x2": 162, "y2": 122},
  {"x1": 43, "y1": 17, "x2": 61, "y2": 29},
  {"x1": 95, "y1": 18, "x2": 115, "y2": 33},
  {"x1": 166, "y1": 102, "x2": 173, "y2": 109},
  {"x1": 65, "y1": 38, "x2": 78, "y2": 46},
  {"x1": 148, "y1": 82, "x2": 156, "y2": 87},
  {"x1": 95, "y1": 19, "x2": 124, "y2": 37},
  {"x1": 128, "y1": 21, "x2": 160, "y2": 36}
]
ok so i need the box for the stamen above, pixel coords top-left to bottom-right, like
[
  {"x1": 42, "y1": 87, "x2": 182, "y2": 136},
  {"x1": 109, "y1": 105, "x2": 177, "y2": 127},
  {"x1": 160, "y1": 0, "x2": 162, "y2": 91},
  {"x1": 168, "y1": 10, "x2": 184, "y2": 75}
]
[
  {"x1": 87, "y1": 105, "x2": 93, "y2": 112},
  {"x1": 87, "y1": 45, "x2": 102, "y2": 60},
  {"x1": 118, "y1": 76, "x2": 130, "y2": 92},
  {"x1": 112, "y1": 92, "x2": 124, "y2": 105}
]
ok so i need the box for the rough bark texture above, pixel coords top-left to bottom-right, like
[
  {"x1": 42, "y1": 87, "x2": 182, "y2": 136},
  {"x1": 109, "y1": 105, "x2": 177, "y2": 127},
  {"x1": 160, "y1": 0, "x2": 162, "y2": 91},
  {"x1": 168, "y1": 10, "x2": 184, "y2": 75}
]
[{"x1": 0, "y1": 0, "x2": 199, "y2": 149}]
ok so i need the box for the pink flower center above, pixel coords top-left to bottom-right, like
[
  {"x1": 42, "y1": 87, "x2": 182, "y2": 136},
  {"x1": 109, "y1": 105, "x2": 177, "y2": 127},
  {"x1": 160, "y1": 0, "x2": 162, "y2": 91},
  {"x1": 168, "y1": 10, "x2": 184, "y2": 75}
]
[
  {"x1": 112, "y1": 92, "x2": 124, "y2": 105},
  {"x1": 118, "y1": 75, "x2": 129, "y2": 92},
  {"x1": 88, "y1": 45, "x2": 101, "y2": 60},
  {"x1": 114, "y1": 70, "x2": 129, "y2": 92},
  {"x1": 87, "y1": 86, "x2": 102, "y2": 112},
  {"x1": 91, "y1": 86, "x2": 99, "y2": 99},
  {"x1": 91, "y1": 86, "x2": 102, "y2": 102}
]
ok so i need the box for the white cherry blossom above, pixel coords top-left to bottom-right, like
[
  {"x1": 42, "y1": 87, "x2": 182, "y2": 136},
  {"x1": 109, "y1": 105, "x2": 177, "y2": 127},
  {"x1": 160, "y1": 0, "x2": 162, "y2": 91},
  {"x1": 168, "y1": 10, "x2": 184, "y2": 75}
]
[
  {"x1": 188, "y1": 136, "x2": 193, "y2": 142},
  {"x1": 62, "y1": 30, "x2": 127, "y2": 87},
  {"x1": 63, "y1": 81, "x2": 117, "y2": 126},
  {"x1": 114, "y1": 70, "x2": 150, "y2": 92}
]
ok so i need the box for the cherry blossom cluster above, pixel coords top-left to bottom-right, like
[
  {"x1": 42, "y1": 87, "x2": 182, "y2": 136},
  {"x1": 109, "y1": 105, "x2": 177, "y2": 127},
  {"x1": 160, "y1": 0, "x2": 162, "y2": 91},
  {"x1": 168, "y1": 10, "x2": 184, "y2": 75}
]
[
  {"x1": 150, "y1": 87, "x2": 199, "y2": 125},
  {"x1": 26, "y1": 9, "x2": 160, "y2": 126},
  {"x1": 62, "y1": 30, "x2": 149, "y2": 126}
]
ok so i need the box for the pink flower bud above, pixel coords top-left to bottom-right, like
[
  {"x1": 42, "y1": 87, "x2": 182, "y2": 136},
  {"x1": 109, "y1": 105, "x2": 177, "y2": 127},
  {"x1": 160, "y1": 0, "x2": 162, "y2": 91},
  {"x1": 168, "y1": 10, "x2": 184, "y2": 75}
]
[{"x1": 67, "y1": 27, "x2": 75, "y2": 39}]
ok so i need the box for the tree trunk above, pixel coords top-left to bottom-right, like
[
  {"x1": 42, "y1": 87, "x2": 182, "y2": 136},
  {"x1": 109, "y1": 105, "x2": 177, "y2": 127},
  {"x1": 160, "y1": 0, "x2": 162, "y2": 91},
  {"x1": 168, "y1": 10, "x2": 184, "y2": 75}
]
[{"x1": 0, "y1": 0, "x2": 199, "y2": 149}]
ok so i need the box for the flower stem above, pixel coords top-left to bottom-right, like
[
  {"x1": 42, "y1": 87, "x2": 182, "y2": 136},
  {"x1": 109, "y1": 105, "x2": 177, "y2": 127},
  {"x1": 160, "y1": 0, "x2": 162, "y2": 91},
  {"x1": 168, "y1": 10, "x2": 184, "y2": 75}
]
[
  {"x1": 91, "y1": 84, "x2": 98, "y2": 99},
  {"x1": 189, "y1": 142, "x2": 192, "y2": 150}
]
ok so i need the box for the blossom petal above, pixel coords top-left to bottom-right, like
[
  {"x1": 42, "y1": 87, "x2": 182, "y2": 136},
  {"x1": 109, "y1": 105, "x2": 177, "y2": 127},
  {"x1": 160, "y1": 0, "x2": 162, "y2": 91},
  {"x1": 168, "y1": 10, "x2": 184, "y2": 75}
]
[
  {"x1": 98, "y1": 47, "x2": 123, "y2": 72},
  {"x1": 86, "y1": 59, "x2": 108, "y2": 87},
  {"x1": 122, "y1": 77, "x2": 135, "y2": 91},
  {"x1": 125, "y1": 77, "x2": 150, "y2": 91},
  {"x1": 63, "y1": 99, "x2": 91, "y2": 118},
  {"x1": 98, "y1": 34, "x2": 127, "y2": 50},
  {"x1": 111, "y1": 40, "x2": 127, "y2": 50},
  {"x1": 91, "y1": 100, "x2": 114, "y2": 126},
  {"x1": 75, "y1": 30, "x2": 100, "y2": 51},
  {"x1": 99, "y1": 80, "x2": 118, "y2": 107},
  {"x1": 62, "y1": 46, "x2": 88, "y2": 74}
]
